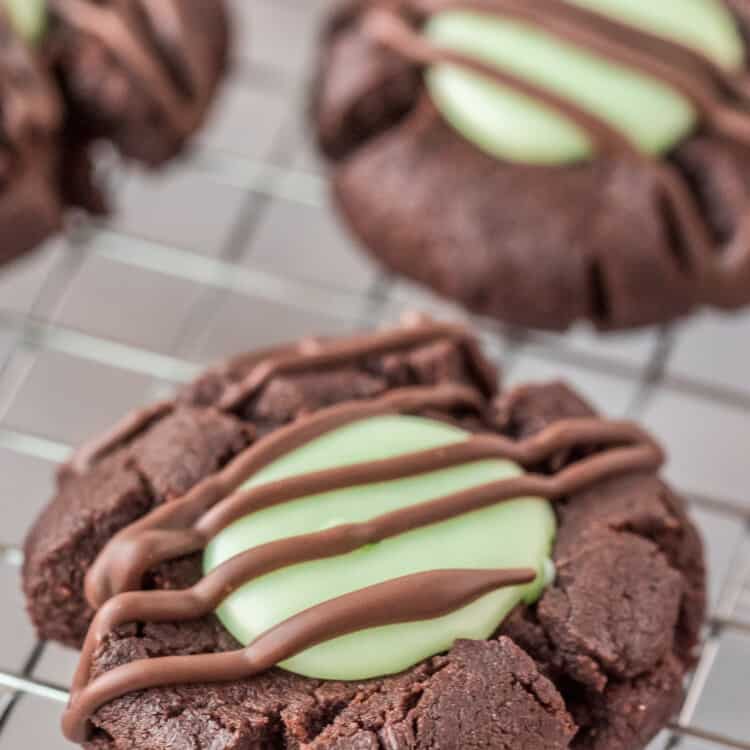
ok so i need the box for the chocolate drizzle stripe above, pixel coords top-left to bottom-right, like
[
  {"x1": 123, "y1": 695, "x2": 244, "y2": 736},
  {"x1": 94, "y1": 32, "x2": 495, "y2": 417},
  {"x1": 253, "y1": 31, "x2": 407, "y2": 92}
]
[
  {"x1": 68, "y1": 321, "x2": 496, "y2": 476},
  {"x1": 174, "y1": 442, "x2": 657, "y2": 617},
  {"x1": 196, "y1": 417, "x2": 656, "y2": 536},
  {"x1": 129, "y1": 0, "x2": 192, "y2": 97},
  {"x1": 85, "y1": 382, "x2": 486, "y2": 607},
  {"x1": 650, "y1": 161, "x2": 719, "y2": 277},
  {"x1": 69, "y1": 400, "x2": 175, "y2": 475},
  {"x1": 218, "y1": 321, "x2": 498, "y2": 412},
  {"x1": 49, "y1": 0, "x2": 196, "y2": 132},
  {"x1": 138, "y1": 0, "x2": 184, "y2": 62},
  {"x1": 86, "y1": 414, "x2": 659, "y2": 607},
  {"x1": 63, "y1": 568, "x2": 535, "y2": 743},
  {"x1": 365, "y1": 3, "x2": 750, "y2": 305},
  {"x1": 138, "y1": 0, "x2": 215, "y2": 107}
]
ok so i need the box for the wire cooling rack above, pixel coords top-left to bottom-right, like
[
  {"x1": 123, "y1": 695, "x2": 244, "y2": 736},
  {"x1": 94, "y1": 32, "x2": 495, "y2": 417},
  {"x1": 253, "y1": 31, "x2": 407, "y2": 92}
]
[{"x1": 0, "y1": 1, "x2": 748, "y2": 747}]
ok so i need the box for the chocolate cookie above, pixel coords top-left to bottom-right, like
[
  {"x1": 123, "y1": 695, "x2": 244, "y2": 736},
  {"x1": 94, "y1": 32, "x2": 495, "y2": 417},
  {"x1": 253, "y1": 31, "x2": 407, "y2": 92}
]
[
  {"x1": 313, "y1": 0, "x2": 750, "y2": 330},
  {"x1": 0, "y1": 3, "x2": 64, "y2": 265},
  {"x1": 23, "y1": 318, "x2": 706, "y2": 750}
]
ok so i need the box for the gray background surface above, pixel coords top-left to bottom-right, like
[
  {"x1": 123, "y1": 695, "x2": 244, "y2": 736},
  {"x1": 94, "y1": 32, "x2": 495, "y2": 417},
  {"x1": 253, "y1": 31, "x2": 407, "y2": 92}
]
[{"x1": 0, "y1": 1, "x2": 748, "y2": 747}]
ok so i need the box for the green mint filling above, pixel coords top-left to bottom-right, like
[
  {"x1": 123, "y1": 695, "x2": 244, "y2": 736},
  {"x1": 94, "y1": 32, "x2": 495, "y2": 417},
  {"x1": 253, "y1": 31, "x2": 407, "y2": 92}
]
[{"x1": 205, "y1": 415, "x2": 557, "y2": 681}]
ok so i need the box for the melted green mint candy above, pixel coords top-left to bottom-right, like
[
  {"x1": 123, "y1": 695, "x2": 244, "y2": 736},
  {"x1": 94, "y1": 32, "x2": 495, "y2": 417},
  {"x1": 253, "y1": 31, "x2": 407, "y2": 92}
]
[
  {"x1": 425, "y1": 0, "x2": 744, "y2": 163},
  {"x1": 4, "y1": 0, "x2": 47, "y2": 43},
  {"x1": 204, "y1": 415, "x2": 556, "y2": 681}
]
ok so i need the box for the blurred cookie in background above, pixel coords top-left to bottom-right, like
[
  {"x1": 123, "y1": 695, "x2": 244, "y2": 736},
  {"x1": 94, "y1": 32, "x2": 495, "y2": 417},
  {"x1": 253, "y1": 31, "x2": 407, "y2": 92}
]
[
  {"x1": 313, "y1": 0, "x2": 750, "y2": 331},
  {"x1": 0, "y1": 0, "x2": 230, "y2": 266}
]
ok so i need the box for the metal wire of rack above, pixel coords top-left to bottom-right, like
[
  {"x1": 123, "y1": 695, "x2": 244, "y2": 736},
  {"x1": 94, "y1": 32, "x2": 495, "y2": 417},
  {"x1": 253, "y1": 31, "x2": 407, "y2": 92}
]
[{"x1": 0, "y1": 1, "x2": 748, "y2": 747}]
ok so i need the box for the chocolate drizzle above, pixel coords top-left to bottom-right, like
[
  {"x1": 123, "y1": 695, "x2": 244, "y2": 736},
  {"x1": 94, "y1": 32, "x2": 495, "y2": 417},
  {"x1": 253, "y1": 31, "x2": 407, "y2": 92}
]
[
  {"x1": 84, "y1": 383, "x2": 486, "y2": 608},
  {"x1": 48, "y1": 0, "x2": 215, "y2": 136},
  {"x1": 69, "y1": 399, "x2": 174, "y2": 475},
  {"x1": 363, "y1": 0, "x2": 750, "y2": 307},
  {"x1": 218, "y1": 319, "x2": 499, "y2": 411},
  {"x1": 64, "y1": 568, "x2": 537, "y2": 742},
  {"x1": 66, "y1": 319, "x2": 497, "y2": 476},
  {"x1": 61, "y1": 321, "x2": 665, "y2": 742}
]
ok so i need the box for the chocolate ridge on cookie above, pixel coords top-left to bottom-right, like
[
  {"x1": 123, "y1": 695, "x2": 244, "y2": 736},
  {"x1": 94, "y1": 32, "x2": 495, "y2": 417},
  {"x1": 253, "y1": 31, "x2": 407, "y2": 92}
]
[
  {"x1": 23, "y1": 318, "x2": 705, "y2": 750},
  {"x1": 314, "y1": 0, "x2": 750, "y2": 329}
]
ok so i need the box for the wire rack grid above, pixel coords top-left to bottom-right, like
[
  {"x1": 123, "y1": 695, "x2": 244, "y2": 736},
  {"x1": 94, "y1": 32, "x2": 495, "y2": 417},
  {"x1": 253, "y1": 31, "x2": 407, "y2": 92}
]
[{"x1": 0, "y1": 1, "x2": 748, "y2": 747}]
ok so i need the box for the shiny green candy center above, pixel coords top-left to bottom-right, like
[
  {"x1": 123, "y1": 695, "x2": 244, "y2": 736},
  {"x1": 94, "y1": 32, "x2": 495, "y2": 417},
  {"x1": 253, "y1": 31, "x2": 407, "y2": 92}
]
[
  {"x1": 424, "y1": 0, "x2": 744, "y2": 163},
  {"x1": 204, "y1": 415, "x2": 556, "y2": 681},
  {"x1": 3, "y1": 0, "x2": 47, "y2": 43}
]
